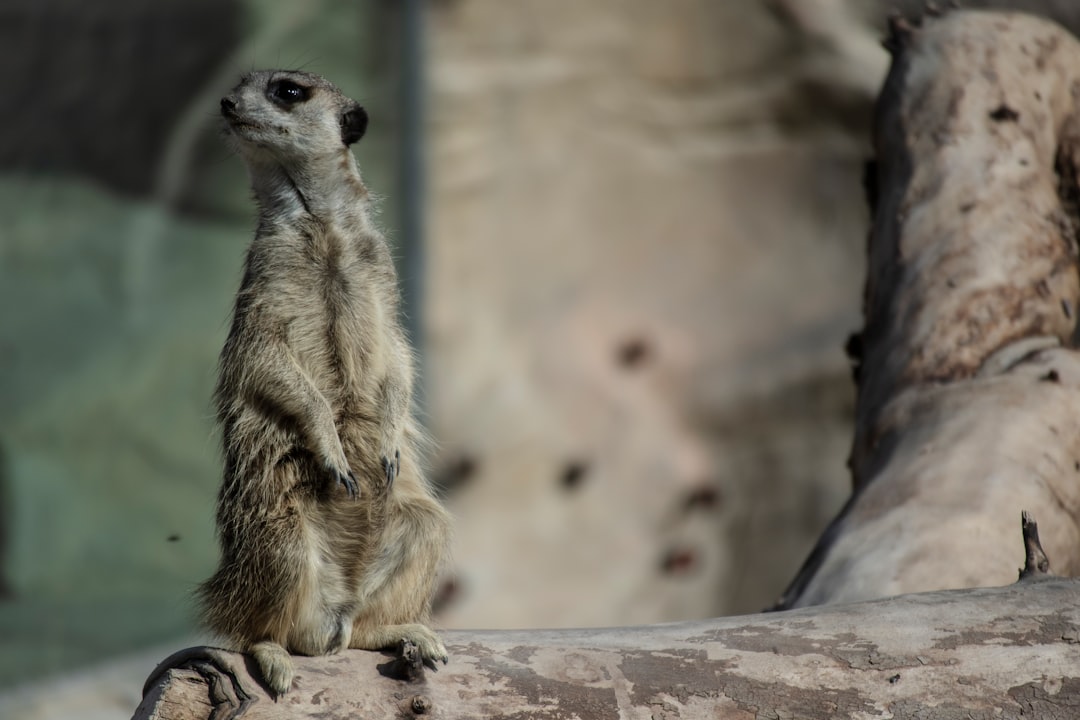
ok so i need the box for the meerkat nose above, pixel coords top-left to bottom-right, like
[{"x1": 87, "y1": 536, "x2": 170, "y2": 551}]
[{"x1": 220, "y1": 96, "x2": 238, "y2": 116}]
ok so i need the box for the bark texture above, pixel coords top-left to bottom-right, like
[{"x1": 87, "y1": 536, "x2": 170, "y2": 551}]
[
  {"x1": 776, "y1": 8, "x2": 1080, "y2": 609},
  {"x1": 134, "y1": 578, "x2": 1080, "y2": 719}
]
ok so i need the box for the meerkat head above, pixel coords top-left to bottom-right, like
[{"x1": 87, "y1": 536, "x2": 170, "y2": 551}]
[{"x1": 220, "y1": 70, "x2": 368, "y2": 165}]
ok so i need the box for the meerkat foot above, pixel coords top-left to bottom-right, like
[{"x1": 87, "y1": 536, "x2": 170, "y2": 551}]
[
  {"x1": 251, "y1": 641, "x2": 295, "y2": 696},
  {"x1": 351, "y1": 623, "x2": 448, "y2": 665},
  {"x1": 380, "y1": 450, "x2": 400, "y2": 489}
]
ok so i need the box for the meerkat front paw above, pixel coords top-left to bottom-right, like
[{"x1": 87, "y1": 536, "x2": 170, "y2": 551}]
[
  {"x1": 319, "y1": 435, "x2": 359, "y2": 499},
  {"x1": 251, "y1": 641, "x2": 295, "y2": 696},
  {"x1": 380, "y1": 450, "x2": 400, "y2": 489},
  {"x1": 329, "y1": 466, "x2": 359, "y2": 499},
  {"x1": 323, "y1": 452, "x2": 358, "y2": 499}
]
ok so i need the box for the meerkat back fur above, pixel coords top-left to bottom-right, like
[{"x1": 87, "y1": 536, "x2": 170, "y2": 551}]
[{"x1": 198, "y1": 69, "x2": 451, "y2": 695}]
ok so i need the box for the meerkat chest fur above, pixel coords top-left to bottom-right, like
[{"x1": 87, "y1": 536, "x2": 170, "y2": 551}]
[
  {"x1": 254, "y1": 219, "x2": 399, "y2": 401},
  {"x1": 217, "y1": 69, "x2": 412, "y2": 491}
]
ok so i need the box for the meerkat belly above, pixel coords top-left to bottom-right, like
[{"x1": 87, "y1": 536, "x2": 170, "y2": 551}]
[
  {"x1": 283, "y1": 273, "x2": 387, "y2": 396},
  {"x1": 282, "y1": 259, "x2": 397, "y2": 477}
]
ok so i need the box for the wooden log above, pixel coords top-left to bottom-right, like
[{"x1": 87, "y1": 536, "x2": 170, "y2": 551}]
[
  {"x1": 775, "y1": 8, "x2": 1080, "y2": 609},
  {"x1": 134, "y1": 574, "x2": 1080, "y2": 719}
]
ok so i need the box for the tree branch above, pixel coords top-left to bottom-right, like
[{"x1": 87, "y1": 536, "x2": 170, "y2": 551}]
[
  {"x1": 775, "y1": 8, "x2": 1080, "y2": 610},
  {"x1": 134, "y1": 576, "x2": 1080, "y2": 719}
]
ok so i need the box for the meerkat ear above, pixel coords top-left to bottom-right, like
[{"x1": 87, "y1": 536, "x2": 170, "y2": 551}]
[{"x1": 341, "y1": 104, "x2": 368, "y2": 146}]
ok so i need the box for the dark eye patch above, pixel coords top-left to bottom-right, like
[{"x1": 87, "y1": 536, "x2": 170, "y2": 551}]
[{"x1": 267, "y1": 79, "x2": 311, "y2": 107}]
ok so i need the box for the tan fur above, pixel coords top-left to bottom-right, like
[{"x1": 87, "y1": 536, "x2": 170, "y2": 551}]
[{"x1": 198, "y1": 70, "x2": 450, "y2": 695}]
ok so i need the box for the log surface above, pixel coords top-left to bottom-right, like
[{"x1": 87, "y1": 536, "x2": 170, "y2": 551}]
[{"x1": 134, "y1": 578, "x2": 1080, "y2": 719}]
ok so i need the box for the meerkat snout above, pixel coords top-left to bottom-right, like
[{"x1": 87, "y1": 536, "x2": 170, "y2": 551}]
[{"x1": 220, "y1": 96, "x2": 237, "y2": 116}]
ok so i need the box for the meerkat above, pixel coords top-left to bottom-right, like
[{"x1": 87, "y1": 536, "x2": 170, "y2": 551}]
[{"x1": 198, "y1": 69, "x2": 451, "y2": 696}]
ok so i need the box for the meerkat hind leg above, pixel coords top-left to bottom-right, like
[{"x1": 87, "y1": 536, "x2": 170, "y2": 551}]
[
  {"x1": 251, "y1": 640, "x2": 295, "y2": 696},
  {"x1": 348, "y1": 491, "x2": 450, "y2": 664}
]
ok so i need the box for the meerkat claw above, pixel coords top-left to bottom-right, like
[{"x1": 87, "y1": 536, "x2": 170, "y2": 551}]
[
  {"x1": 381, "y1": 450, "x2": 400, "y2": 489},
  {"x1": 334, "y1": 468, "x2": 359, "y2": 499}
]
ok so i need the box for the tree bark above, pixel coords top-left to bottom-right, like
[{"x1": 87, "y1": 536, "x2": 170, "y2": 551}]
[
  {"x1": 135, "y1": 576, "x2": 1080, "y2": 720},
  {"x1": 134, "y1": 9, "x2": 1080, "y2": 719},
  {"x1": 775, "y1": 8, "x2": 1080, "y2": 610}
]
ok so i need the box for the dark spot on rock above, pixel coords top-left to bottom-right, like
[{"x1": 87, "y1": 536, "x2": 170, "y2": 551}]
[
  {"x1": 431, "y1": 576, "x2": 461, "y2": 615},
  {"x1": 1040, "y1": 369, "x2": 1060, "y2": 383},
  {"x1": 167, "y1": 533, "x2": 181, "y2": 542},
  {"x1": 616, "y1": 337, "x2": 650, "y2": 369},
  {"x1": 960, "y1": 201, "x2": 975, "y2": 213},
  {"x1": 560, "y1": 461, "x2": 588, "y2": 491},
  {"x1": 989, "y1": 104, "x2": 1019, "y2": 122},
  {"x1": 434, "y1": 454, "x2": 478, "y2": 493},
  {"x1": 888, "y1": 673, "x2": 901, "y2": 684},
  {"x1": 661, "y1": 547, "x2": 698, "y2": 575},
  {"x1": 683, "y1": 484, "x2": 721, "y2": 512}
]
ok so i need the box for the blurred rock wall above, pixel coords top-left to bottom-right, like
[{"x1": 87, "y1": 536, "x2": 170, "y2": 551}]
[{"x1": 423, "y1": 0, "x2": 880, "y2": 627}]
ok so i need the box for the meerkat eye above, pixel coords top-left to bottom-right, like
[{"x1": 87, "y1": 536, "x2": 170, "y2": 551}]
[{"x1": 267, "y1": 79, "x2": 310, "y2": 107}]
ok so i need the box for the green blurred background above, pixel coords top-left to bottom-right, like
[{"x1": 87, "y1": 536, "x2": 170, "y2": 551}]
[{"x1": 0, "y1": 0, "x2": 413, "y2": 687}]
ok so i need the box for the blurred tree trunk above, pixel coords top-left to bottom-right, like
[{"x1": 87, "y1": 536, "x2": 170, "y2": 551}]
[
  {"x1": 134, "y1": 9, "x2": 1080, "y2": 719},
  {"x1": 775, "y1": 7, "x2": 1080, "y2": 610}
]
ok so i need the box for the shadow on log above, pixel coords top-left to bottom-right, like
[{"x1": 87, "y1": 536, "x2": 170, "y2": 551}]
[{"x1": 135, "y1": 8, "x2": 1080, "y2": 719}]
